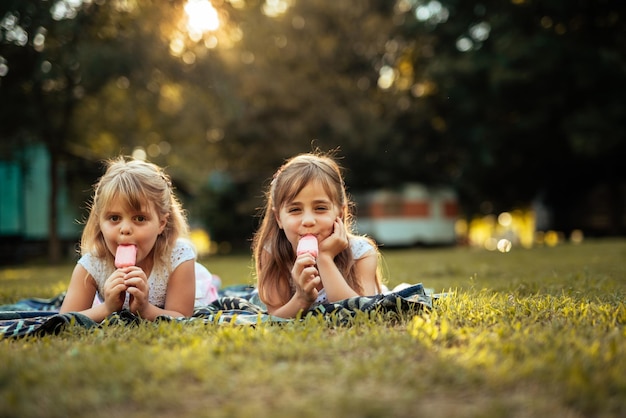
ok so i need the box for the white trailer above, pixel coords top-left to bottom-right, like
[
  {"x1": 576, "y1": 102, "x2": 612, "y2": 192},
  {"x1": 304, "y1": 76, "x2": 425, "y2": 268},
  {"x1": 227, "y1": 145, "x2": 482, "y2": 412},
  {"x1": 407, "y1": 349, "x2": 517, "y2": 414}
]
[{"x1": 354, "y1": 184, "x2": 458, "y2": 247}]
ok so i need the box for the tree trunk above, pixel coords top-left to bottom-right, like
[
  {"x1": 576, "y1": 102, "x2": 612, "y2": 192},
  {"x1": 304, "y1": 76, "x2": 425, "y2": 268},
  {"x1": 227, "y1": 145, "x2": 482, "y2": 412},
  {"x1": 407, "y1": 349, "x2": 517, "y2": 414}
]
[{"x1": 48, "y1": 145, "x2": 61, "y2": 263}]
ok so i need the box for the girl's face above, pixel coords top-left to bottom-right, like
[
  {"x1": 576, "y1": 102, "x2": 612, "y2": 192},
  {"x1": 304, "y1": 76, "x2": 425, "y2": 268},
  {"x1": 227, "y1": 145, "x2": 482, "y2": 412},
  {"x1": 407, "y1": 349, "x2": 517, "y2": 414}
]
[
  {"x1": 275, "y1": 180, "x2": 343, "y2": 253},
  {"x1": 99, "y1": 195, "x2": 168, "y2": 269}
]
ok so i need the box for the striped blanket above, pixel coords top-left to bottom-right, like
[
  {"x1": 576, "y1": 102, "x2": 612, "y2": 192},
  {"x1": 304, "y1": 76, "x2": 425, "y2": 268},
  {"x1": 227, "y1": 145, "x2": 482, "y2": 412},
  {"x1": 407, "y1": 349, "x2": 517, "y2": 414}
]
[{"x1": 0, "y1": 284, "x2": 433, "y2": 339}]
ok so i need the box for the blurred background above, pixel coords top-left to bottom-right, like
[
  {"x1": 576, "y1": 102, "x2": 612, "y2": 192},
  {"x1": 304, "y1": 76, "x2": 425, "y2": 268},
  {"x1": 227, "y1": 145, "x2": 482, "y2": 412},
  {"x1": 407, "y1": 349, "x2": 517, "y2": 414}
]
[{"x1": 0, "y1": 0, "x2": 624, "y2": 264}]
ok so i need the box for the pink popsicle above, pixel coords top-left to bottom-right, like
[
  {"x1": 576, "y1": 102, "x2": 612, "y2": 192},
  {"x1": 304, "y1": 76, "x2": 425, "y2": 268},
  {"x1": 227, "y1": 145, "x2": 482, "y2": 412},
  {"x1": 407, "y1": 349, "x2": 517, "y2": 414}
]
[
  {"x1": 115, "y1": 244, "x2": 137, "y2": 268},
  {"x1": 297, "y1": 235, "x2": 318, "y2": 257}
]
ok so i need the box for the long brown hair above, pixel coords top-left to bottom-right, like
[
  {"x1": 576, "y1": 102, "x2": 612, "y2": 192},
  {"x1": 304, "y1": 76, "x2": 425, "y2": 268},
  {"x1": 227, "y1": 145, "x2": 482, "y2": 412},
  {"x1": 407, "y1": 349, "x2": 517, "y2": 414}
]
[
  {"x1": 252, "y1": 151, "x2": 380, "y2": 307},
  {"x1": 80, "y1": 156, "x2": 189, "y2": 272}
]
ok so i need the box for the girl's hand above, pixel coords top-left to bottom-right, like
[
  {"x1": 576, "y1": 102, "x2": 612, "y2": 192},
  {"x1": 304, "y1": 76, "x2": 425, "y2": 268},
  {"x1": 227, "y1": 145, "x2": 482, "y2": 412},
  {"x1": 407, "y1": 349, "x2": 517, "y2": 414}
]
[
  {"x1": 319, "y1": 217, "x2": 349, "y2": 259},
  {"x1": 123, "y1": 266, "x2": 150, "y2": 316},
  {"x1": 103, "y1": 270, "x2": 128, "y2": 314},
  {"x1": 291, "y1": 253, "x2": 321, "y2": 304}
]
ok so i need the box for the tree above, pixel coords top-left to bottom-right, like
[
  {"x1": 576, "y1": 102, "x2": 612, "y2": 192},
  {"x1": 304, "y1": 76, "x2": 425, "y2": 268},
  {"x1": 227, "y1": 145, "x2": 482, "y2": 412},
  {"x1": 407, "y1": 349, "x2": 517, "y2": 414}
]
[
  {"x1": 3, "y1": 0, "x2": 625, "y2": 261},
  {"x1": 388, "y1": 0, "x2": 626, "y2": 228},
  {"x1": 1, "y1": 1, "x2": 104, "y2": 262},
  {"x1": 0, "y1": 1, "x2": 197, "y2": 261}
]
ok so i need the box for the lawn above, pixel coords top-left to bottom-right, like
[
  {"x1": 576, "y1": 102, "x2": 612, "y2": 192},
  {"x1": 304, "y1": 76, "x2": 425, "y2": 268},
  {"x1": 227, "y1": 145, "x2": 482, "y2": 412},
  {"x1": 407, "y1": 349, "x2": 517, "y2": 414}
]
[{"x1": 1, "y1": 239, "x2": 625, "y2": 418}]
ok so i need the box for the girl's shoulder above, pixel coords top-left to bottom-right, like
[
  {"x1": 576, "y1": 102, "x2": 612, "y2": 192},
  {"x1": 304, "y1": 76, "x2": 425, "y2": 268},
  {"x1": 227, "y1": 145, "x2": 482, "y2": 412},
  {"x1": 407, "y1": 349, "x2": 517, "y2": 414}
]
[
  {"x1": 170, "y1": 238, "x2": 197, "y2": 267},
  {"x1": 349, "y1": 235, "x2": 377, "y2": 260},
  {"x1": 77, "y1": 252, "x2": 112, "y2": 282}
]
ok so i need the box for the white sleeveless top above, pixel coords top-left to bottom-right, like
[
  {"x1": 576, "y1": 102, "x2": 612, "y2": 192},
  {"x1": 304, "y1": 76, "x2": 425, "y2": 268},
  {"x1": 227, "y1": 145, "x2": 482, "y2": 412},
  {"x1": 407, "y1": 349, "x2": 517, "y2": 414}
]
[
  {"x1": 312, "y1": 236, "x2": 376, "y2": 305},
  {"x1": 79, "y1": 239, "x2": 196, "y2": 309}
]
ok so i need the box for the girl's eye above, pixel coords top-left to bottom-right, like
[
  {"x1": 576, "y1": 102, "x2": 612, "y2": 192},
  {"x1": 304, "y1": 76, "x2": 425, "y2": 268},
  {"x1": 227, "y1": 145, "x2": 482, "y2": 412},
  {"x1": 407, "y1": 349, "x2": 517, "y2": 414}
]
[
  {"x1": 135, "y1": 215, "x2": 147, "y2": 222},
  {"x1": 316, "y1": 206, "x2": 329, "y2": 211},
  {"x1": 109, "y1": 215, "x2": 120, "y2": 222},
  {"x1": 287, "y1": 207, "x2": 301, "y2": 213}
]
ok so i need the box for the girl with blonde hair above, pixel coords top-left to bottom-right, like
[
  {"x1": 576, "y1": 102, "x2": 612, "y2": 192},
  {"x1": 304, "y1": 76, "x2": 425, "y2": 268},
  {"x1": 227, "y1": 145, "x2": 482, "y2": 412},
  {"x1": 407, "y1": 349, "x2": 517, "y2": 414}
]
[{"x1": 60, "y1": 156, "x2": 196, "y2": 321}]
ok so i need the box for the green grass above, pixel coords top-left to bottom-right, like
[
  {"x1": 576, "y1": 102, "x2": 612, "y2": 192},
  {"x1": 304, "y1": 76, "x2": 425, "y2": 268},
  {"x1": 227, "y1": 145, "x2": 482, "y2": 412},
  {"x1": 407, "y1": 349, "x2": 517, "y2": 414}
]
[{"x1": 1, "y1": 239, "x2": 625, "y2": 418}]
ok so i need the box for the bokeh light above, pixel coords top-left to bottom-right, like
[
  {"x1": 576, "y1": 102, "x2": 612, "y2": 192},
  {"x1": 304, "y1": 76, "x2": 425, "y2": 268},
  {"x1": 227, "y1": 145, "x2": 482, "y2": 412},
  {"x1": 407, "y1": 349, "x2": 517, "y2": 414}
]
[
  {"x1": 190, "y1": 228, "x2": 212, "y2": 256},
  {"x1": 498, "y1": 212, "x2": 513, "y2": 227},
  {"x1": 0, "y1": 57, "x2": 8, "y2": 77},
  {"x1": 414, "y1": 1, "x2": 449, "y2": 25},
  {"x1": 185, "y1": 0, "x2": 220, "y2": 36},
  {"x1": 263, "y1": 0, "x2": 292, "y2": 17},
  {"x1": 132, "y1": 147, "x2": 147, "y2": 161},
  {"x1": 467, "y1": 208, "x2": 551, "y2": 251},
  {"x1": 378, "y1": 65, "x2": 397, "y2": 90},
  {"x1": 570, "y1": 229, "x2": 584, "y2": 244},
  {"x1": 497, "y1": 239, "x2": 512, "y2": 253}
]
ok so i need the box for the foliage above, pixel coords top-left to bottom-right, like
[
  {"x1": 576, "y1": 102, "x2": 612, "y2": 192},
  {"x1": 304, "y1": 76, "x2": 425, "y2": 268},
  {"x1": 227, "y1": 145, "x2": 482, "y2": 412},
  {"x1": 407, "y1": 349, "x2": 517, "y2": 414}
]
[
  {"x1": 1, "y1": 1, "x2": 625, "y2": 253},
  {"x1": 1, "y1": 239, "x2": 625, "y2": 417},
  {"x1": 390, "y1": 0, "x2": 626, "y2": 217}
]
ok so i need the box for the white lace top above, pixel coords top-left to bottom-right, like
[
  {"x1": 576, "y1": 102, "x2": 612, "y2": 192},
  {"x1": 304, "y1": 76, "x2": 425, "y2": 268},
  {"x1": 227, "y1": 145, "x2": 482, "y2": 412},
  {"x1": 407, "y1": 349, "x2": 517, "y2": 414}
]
[
  {"x1": 313, "y1": 235, "x2": 376, "y2": 305},
  {"x1": 79, "y1": 239, "x2": 196, "y2": 309}
]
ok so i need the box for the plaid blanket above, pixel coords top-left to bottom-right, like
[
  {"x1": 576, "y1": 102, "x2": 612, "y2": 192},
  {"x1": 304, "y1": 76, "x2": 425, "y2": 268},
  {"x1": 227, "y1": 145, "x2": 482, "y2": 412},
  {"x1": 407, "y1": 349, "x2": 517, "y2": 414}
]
[{"x1": 0, "y1": 284, "x2": 433, "y2": 339}]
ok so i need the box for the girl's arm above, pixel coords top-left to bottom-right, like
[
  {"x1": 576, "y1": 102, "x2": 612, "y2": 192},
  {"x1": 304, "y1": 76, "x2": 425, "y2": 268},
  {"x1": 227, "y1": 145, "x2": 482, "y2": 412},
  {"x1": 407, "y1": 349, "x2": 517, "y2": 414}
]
[
  {"x1": 317, "y1": 250, "x2": 379, "y2": 302},
  {"x1": 265, "y1": 291, "x2": 315, "y2": 319},
  {"x1": 316, "y1": 218, "x2": 379, "y2": 302},
  {"x1": 261, "y1": 250, "x2": 320, "y2": 319},
  {"x1": 60, "y1": 264, "x2": 126, "y2": 322},
  {"x1": 130, "y1": 259, "x2": 196, "y2": 320},
  {"x1": 352, "y1": 250, "x2": 380, "y2": 295}
]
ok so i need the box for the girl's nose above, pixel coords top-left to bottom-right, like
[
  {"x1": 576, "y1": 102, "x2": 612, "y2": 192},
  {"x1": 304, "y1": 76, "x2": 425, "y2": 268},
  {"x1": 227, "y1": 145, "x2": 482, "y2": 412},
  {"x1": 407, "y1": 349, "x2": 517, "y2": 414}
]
[
  {"x1": 119, "y1": 221, "x2": 132, "y2": 235},
  {"x1": 301, "y1": 211, "x2": 316, "y2": 226}
]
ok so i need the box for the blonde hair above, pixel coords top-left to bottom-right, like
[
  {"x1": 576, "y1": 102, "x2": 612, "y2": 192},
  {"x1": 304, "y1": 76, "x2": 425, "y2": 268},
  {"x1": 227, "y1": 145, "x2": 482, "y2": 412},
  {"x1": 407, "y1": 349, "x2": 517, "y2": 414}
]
[
  {"x1": 252, "y1": 151, "x2": 380, "y2": 307},
  {"x1": 80, "y1": 156, "x2": 189, "y2": 271}
]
